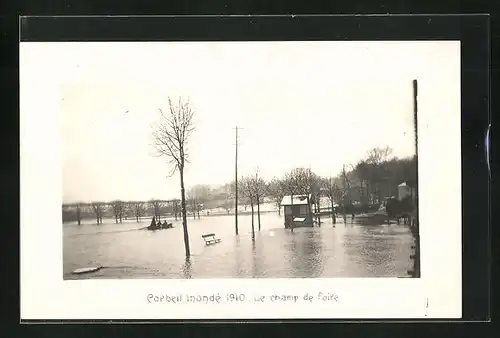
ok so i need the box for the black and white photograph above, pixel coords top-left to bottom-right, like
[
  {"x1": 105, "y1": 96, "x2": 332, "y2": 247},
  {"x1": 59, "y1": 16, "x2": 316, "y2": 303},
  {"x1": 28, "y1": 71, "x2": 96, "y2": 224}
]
[
  {"x1": 21, "y1": 38, "x2": 462, "y2": 319},
  {"x1": 58, "y1": 41, "x2": 425, "y2": 280}
]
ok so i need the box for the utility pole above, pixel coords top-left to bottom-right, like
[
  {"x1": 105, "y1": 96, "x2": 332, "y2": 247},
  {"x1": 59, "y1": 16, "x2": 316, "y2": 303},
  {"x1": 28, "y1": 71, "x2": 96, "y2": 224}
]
[
  {"x1": 413, "y1": 79, "x2": 420, "y2": 278},
  {"x1": 234, "y1": 126, "x2": 240, "y2": 235}
]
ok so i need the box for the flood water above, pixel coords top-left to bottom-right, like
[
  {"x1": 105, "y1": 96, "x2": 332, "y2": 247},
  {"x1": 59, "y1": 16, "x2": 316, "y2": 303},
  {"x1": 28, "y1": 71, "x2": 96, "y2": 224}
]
[{"x1": 63, "y1": 212, "x2": 415, "y2": 279}]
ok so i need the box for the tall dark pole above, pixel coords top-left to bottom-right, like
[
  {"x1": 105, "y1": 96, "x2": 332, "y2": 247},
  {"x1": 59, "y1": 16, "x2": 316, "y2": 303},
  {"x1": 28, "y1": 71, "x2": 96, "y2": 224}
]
[
  {"x1": 413, "y1": 79, "x2": 419, "y2": 219},
  {"x1": 234, "y1": 126, "x2": 239, "y2": 235},
  {"x1": 413, "y1": 79, "x2": 420, "y2": 278}
]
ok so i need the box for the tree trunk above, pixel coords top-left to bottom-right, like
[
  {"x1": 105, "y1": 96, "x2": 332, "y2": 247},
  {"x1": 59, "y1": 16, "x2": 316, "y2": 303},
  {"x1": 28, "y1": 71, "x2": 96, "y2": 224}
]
[
  {"x1": 331, "y1": 199, "x2": 336, "y2": 224},
  {"x1": 290, "y1": 193, "x2": 294, "y2": 233},
  {"x1": 312, "y1": 200, "x2": 317, "y2": 224},
  {"x1": 306, "y1": 194, "x2": 311, "y2": 225},
  {"x1": 317, "y1": 201, "x2": 321, "y2": 227},
  {"x1": 179, "y1": 167, "x2": 191, "y2": 258},
  {"x1": 76, "y1": 207, "x2": 81, "y2": 225},
  {"x1": 277, "y1": 203, "x2": 281, "y2": 216},
  {"x1": 115, "y1": 214, "x2": 118, "y2": 223},
  {"x1": 250, "y1": 201, "x2": 255, "y2": 240},
  {"x1": 257, "y1": 196, "x2": 261, "y2": 231}
]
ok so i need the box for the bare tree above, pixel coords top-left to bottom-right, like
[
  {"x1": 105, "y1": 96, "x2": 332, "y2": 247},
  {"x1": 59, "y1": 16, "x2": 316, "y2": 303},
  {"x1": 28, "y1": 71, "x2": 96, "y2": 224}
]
[
  {"x1": 75, "y1": 203, "x2": 83, "y2": 225},
  {"x1": 149, "y1": 199, "x2": 163, "y2": 222},
  {"x1": 188, "y1": 184, "x2": 211, "y2": 219},
  {"x1": 222, "y1": 181, "x2": 235, "y2": 214},
  {"x1": 90, "y1": 202, "x2": 105, "y2": 224},
  {"x1": 253, "y1": 171, "x2": 266, "y2": 231},
  {"x1": 290, "y1": 168, "x2": 313, "y2": 195},
  {"x1": 240, "y1": 175, "x2": 257, "y2": 240},
  {"x1": 323, "y1": 177, "x2": 342, "y2": 224},
  {"x1": 66, "y1": 202, "x2": 84, "y2": 225},
  {"x1": 111, "y1": 200, "x2": 124, "y2": 223},
  {"x1": 366, "y1": 146, "x2": 393, "y2": 164},
  {"x1": 288, "y1": 168, "x2": 323, "y2": 226},
  {"x1": 365, "y1": 146, "x2": 393, "y2": 204},
  {"x1": 309, "y1": 173, "x2": 323, "y2": 226},
  {"x1": 354, "y1": 160, "x2": 371, "y2": 205},
  {"x1": 171, "y1": 199, "x2": 180, "y2": 220},
  {"x1": 267, "y1": 177, "x2": 286, "y2": 215},
  {"x1": 123, "y1": 202, "x2": 132, "y2": 220},
  {"x1": 186, "y1": 194, "x2": 197, "y2": 220},
  {"x1": 340, "y1": 165, "x2": 352, "y2": 205},
  {"x1": 223, "y1": 199, "x2": 232, "y2": 214},
  {"x1": 132, "y1": 201, "x2": 145, "y2": 222},
  {"x1": 152, "y1": 97, "x2": 196, "y2": 257},
  {"x1": 283, "y1": 170, "x2": 302, "y2": 232}
]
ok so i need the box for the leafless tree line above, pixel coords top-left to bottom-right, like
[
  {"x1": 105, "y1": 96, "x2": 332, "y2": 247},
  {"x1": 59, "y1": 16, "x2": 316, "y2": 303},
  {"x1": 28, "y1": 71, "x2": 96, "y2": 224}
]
[
  {"x1": 239, "y1": 171, "x2": 266, "y2": 239},
  {"x1": 66, "y1": 146, "x2": 413, "y2": 226},
  {"x1": 63, "y1": 199, "x2": 182, "y2": 225},
  {"x1": 234, "y1": 146, "x2": 416, "y2": 230}
]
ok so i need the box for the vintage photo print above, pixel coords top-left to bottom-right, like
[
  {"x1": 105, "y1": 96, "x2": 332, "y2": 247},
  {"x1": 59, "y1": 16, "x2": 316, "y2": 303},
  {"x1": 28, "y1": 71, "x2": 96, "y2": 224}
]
[{"x1": 20, "y1": 40, "x2": 462, "y2": 320}]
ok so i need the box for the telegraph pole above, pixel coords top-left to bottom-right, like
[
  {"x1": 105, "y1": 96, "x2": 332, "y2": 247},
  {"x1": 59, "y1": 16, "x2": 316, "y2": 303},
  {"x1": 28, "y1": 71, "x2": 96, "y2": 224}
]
[
  {"x1": 413, "y1": 79, "x2": 420, "y2": 278},
  {"x1": 234, "y1": 126, "x2": 240, "y2": 235}
]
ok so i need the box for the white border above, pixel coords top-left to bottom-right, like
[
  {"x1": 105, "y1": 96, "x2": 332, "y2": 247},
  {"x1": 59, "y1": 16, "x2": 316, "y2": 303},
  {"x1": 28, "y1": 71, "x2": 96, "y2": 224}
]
[{"x1": 20, "y1": 41, "x2": 462, "y2": 320}]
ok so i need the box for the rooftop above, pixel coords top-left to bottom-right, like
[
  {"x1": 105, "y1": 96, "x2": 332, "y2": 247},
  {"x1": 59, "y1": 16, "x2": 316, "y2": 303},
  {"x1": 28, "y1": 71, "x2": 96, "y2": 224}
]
[
  {"x1": 398, "y1": 181, "x2": 417, "y2": 188},
  {"x1": 280, "y1": 194, "x2": 311, "y2": 206}
]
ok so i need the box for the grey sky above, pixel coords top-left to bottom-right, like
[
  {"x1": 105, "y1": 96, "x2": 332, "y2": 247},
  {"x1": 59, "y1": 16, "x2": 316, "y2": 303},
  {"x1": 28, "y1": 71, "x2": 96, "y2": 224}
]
[{"x1": 44, "y1": 41, "x2": 458, "y2": 203}]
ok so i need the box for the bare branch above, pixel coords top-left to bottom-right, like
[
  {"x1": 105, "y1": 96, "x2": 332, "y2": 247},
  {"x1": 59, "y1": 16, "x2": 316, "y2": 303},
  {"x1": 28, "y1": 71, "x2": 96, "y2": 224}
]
[{"x1": 151, "y1": 97, "x2": 196, "y2": 176}]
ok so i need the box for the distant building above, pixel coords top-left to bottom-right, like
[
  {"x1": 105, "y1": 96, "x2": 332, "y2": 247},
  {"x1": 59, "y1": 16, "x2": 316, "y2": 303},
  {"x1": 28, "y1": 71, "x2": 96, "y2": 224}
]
[
  {"x1": 280, "y1": 194, "x2": 313, "y2": 228},
  {"x1": 397, "y1": 181, "x2": 417, "y2": 201}
]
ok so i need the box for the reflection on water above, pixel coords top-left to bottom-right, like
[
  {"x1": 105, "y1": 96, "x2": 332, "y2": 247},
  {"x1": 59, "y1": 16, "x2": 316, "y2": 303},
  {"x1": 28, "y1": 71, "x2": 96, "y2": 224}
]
[
  {"x1": 288, "y1": 233, "x2": 323, "y2": 277},
  {"x1": 63, "y1": 213, "x2": 414, "y2": 279},
  {"x1": 182, "y1": 257, "x2": 192, "y2": 279}
]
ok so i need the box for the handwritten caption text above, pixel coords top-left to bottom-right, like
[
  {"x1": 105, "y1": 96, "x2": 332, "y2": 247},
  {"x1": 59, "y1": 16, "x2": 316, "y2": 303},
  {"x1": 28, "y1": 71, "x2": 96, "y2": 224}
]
[{"x1": 147, "y1": 292, "x2": 339, "y2": 305}]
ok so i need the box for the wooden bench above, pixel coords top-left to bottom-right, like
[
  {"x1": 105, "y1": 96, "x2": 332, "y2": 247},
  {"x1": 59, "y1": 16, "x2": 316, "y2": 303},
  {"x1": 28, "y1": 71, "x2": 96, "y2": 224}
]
[{"x1": 202, "y1": 233, "x2": 221, "y2": 245}]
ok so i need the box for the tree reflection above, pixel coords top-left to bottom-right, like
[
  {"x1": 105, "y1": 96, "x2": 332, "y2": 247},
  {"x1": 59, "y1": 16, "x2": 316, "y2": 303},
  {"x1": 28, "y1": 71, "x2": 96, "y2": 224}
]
[
  {"x1": 233, "y1": 235, "x2": 245, "y2": 277},
  {"x1": 288, "y1": 229, "x2": 324, "y2": 277},
  {"x1": 250, "y1": 238, "x2": 264, "y2": 278},
  {"x1": 181, "y1": 256, "x2": 192, "y2": 279}
]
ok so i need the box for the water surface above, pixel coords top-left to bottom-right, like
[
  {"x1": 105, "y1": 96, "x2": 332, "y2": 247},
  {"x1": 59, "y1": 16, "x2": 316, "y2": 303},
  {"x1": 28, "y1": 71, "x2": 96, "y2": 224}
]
[{"x1": 63, "y1": 213, "x2": 414, "y2": 279}]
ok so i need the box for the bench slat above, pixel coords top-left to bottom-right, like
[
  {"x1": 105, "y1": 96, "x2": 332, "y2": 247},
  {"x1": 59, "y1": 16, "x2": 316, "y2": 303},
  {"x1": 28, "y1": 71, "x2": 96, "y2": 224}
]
[{"x1": 202, "y1": 233, "x2": 221, "y2": 245}]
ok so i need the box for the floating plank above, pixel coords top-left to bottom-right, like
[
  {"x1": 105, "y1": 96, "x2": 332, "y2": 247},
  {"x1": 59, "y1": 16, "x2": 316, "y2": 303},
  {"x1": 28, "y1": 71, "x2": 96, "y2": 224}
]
[{"x1": 72, "y1": 266, "x2": 102, "y2": 274}]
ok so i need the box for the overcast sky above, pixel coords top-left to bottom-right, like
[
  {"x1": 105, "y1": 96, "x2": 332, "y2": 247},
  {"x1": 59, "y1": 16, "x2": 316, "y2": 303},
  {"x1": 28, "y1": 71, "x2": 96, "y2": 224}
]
[{"x1": 22, "y1": 41, "x2": 458, "y2": 203}]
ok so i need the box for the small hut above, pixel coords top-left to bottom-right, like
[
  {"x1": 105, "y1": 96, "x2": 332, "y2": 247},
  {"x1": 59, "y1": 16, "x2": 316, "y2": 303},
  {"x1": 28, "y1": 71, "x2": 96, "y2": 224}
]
[{"x1": 280, "y1": 194, "x2": 313, "y2": 228}]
